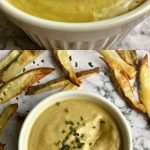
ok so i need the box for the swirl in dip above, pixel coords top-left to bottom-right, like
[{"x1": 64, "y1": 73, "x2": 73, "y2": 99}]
[
  {"x1": 28, "y1": 99, "x2": 122, "y2": 150},
  {"x1": 7, "y1": 0, "x2": 146, "y2": 22}
]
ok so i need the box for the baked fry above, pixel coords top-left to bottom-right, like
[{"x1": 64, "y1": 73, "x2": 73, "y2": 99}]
[
  {"x1": 100, "y1": 57, "x2": 146, "y2": 113},
  {"x1": 0, "y1": 50, "x2": 22, "y2": 72},
  {"x1": 116, "y1": 50, "x2": 137, "y2": 66},
  {"x1": 63, "y1": 82, "x2": 79, "y2": 91},
  {"x1": 0, "y1": 104, "x2": 18, "y2": 134},
  {"x1": 97, "y1": 50, "x2": 136, "y2": 79},
  {"x1": 53, "y1": 50, "x2": 81, "y2": 86},
  {"x1": 0, "y1": 68, "x2": 54, "y2": 104},
  {"x1": 2, "y1": 50, "x2": 44, "y2": 83},
  {"x1": 139, "y1": 55, "x2": 150, "y2": 117},
  {"x1": 26, "y1": 67, "x2": 99, "y2": 95}
]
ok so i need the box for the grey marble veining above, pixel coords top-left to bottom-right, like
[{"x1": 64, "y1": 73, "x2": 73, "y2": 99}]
[
  {"x1": 0, "y1": 12, "x2": 150, "y2": 50},
  {"x1": 0, "y1": 50, "x2": 149, "y2": 150}
]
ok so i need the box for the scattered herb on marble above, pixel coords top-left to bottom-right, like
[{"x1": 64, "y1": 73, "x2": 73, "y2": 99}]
[
  {"x1": 41, "y1": 59, "x2": 44, "y2": 63},
  {"x1": 75, "y1": 62, "x2": 78, "y2": 67},
  {"x1": 69, "y1": 56, "x2": 72, "y2": 61},
  {"x1": 88, "y1": 62, "x2": 94, "y2": 68}
]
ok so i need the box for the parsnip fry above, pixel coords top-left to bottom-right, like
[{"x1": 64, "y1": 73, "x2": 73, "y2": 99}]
[
  {"x1": 63, "y1": 67, "x2": 100, "y2": 91},
  {"x1": 63, "y1": 82, "x2": 79, "y2": 91},
  {"x1": 97, "y1": 50, "x2": 136, "y2": 79},
  {"x1": 116, "y1": 50, "x2": 137, "y2": 66},
  {"x1": 0, "y1": 50, "x2": 22, "y2": 72},
  {"x1": 2, "y1": 50, "x2": 44, "y2": 83},
  {"x1": 0, "y1": 104, "x2": 18, "y2": 134},
  {"x1": 0, "y1": 143, "x2": 5, "y2": 150},
  {"x1": 101, "y1": 57, "x2": 146, "y2": 113},
  {"x1": 0, "y1": 68, "x2": 54, "y2": 104},
  {"x1": 140, "y1": 55, "x2": 150, "y2": 117},
  {"x1": 53, "y1": 50, "x2": 81, "y2": 86},
  {"x1": 26, "y1": 67, "x2": 99, "y2": 95}
]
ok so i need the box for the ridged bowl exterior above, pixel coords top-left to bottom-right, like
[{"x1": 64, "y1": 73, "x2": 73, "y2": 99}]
[
  {"x1": 13, "y1": 16, "x2": 144, "y2": 50},
  {"x1": 1, "y1": 1, "x2": 150, "y2": 50}
]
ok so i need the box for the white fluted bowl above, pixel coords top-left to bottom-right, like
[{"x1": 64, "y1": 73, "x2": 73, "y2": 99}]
[{"x1": 0, "y1": 0, "x2": 150, "y2": 50}]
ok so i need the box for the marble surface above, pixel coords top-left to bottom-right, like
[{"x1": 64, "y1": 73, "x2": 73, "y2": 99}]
[
  {"x1": 0, "y1": 12, "x2": 150, "y2": 50},
  {"x1": 0, "y1": 50, "x2": 149, "y2": 150}
]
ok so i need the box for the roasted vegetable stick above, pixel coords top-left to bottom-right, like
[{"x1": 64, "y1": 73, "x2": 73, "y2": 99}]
[
  {"x1": 53, "y1": 50, "x2": 81, "y2": 86},
  {"x1": 0, "y1": 143, "x2": 5, "y2": 150},
  {"x1": 0, "y1": 50, "x2": 22, "y2": 72},
  {"x1": 2, "y1": 50, "x2": 44, "y2": 83},
  {"x1": 26, "y1": 67, "x2": 99, "y2": 95},
  {"x1": 101, "y1": 57, "x2": 146, "y2": 113},
  {"x1": 0, "y1": 68, "x2": 54, "y2": 104},
  {"x1": 97, "y1": 50, "x2": 136, "y2": 79},
  {"x1": 116, "y1": 50, "x2": 137, "y2": 66},
  {"x1": 63, "y1": 67, "x2": 99, "y2": 90},
  {"x1": 63, "y1": 82, "x2": 80, "y2": 91},
  {"x1": 140, "y1": 55, "x2": 150, "y2": 117},
  {"x1": 0, "y1": 104, "x2": 18, "y2": 134}
]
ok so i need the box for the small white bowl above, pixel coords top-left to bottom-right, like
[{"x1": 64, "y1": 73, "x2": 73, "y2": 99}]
[
  {"x1": 0, "y1": 1, "x2": 150, "y2": 50},
  {"x1": 18, "y1": 91, "x2": 132, "y2": 150}
]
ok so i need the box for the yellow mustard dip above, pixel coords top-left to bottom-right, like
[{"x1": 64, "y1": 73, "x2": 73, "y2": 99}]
[
  {"x1": 28, "y1": 100, "x2": 122, "y2": 150},
  {"x1": 7, "y1": 0, "x2": 146, "y2": 22}
]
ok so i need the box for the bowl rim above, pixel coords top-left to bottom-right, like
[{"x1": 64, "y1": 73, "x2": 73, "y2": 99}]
[
  {"x1": 18, "y1": 90, "x2": 132, "y2": 150},
  {"x1": 0, "y1": 0, "x2": 150, "y2": 32}
]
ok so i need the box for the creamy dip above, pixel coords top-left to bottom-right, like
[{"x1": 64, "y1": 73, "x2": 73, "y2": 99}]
[
  {"x1": 28, "y1": 100, "x2": 122, "y2": 150},
  {"x1": 7, "y1": 0, "x2": 146, "y2": 22}
]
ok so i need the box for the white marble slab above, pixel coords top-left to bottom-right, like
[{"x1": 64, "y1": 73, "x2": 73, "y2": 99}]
[
  {"x1": 0, "y1": 12, "x2": 150, "y2": 50},
  {"x1": 0, "y1": 50, "x2": 149, "y2": 150}
]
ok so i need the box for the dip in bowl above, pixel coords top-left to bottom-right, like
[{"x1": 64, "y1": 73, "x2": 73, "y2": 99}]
[{"x1": 19, "y1": 91, "x2": 132, "y2": 150}]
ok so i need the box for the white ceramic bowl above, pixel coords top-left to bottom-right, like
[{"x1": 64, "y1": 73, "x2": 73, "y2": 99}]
[
  {"x1": 18, "y1": 91, "x2": 132, "y2": 150},
  {"x1": 0, "y1": 1, "x2": 150, "y2": 50}
]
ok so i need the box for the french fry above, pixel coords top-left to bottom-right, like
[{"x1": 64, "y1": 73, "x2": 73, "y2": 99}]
[
  {"x1": 26, "y1": 67, "x2": 99, "y2": 95},
  {"x1": 63, "y1": 82, "x2": 79, "y2": 91},
  {"x1": 97, "y1": 50, "x2": 136, "y2": 79},
  {"x1": 100, "y1": 57, "x2": 146, "y2": 113},
  {"x1": 2, "y1": 50, "x2": 44, "y2": 83},
  {"x1": 0, "y1": 104, "x2": 18, "y2": 134},
  {"x1": 26, "y1": 77, "x2": 69, "y2": 95},
  {"x1": 64, "y1": 67, "x2": 100, "y2": 91},
  {"x1": 0, "y1": 68, "x2": 54, "y2": 104},
  {"x1": 0, "y1": 143, "x2": 5, "y2": 150},
  {"x1": 53, "y1": 50, "x2": 81, "y2": 86},
  {"x1": 116, "y1": 50, "x2": 137, "y2": 66},
  {"x1": 139, "y1": 55, "x2": 150, "y2": 117},
  {"x1": 0, "y1": 50, "x2": 22, "y2": 72}
]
